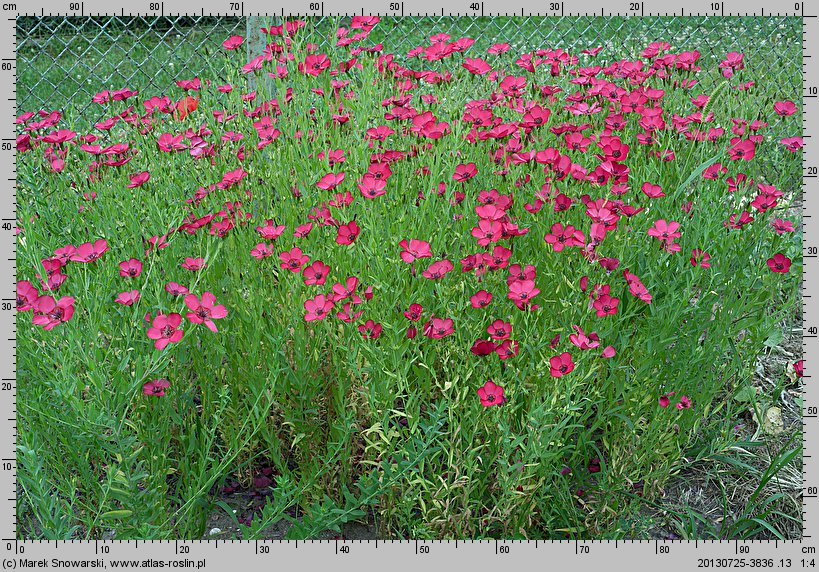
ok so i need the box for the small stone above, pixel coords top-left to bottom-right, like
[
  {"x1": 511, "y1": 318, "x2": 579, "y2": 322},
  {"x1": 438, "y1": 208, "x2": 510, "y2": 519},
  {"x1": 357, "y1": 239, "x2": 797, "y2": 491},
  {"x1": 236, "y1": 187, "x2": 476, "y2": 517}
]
[
  {"x1": 762, "y1": 406, "x2": 785, "y2": 435},
  {"x1": 209, "y1": 528, "x2": 222, "y2": 536}
]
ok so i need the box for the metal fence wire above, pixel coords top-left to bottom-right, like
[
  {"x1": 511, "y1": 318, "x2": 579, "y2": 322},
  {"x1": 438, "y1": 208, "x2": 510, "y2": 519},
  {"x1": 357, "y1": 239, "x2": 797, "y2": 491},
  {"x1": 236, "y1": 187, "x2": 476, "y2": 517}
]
[{"x1": 16, "y1": 16, "x2": 803, "y2": 183}]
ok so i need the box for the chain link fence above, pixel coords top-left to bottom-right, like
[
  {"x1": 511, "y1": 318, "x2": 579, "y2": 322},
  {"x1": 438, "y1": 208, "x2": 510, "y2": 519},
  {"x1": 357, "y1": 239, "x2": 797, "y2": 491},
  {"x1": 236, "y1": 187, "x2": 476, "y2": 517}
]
[{"x1": 16, "y1": 16, "x2": 803, "y2": 183}]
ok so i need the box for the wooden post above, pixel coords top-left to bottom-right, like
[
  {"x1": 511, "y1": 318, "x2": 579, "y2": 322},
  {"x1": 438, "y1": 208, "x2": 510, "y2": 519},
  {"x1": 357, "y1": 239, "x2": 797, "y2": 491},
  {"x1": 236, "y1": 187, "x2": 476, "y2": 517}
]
[{"x1": 246, "y1": 16, "x2": 277, "y2": 99}]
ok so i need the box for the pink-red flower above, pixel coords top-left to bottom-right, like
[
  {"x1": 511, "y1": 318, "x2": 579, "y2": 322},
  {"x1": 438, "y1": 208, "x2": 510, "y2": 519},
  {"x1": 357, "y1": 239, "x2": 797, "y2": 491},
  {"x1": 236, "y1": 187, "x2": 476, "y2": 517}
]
[
  {"x1": 184, "y1": 292, "x2": 228, "y2": 332},
  {"x1": 647, "y1": 219, "x2": 681, "y2": 243},
  {"x1": 495, "y1": 339, "x2": 519, "y2": 360},
  {"x1": 165, "y1": 282, "x2": 189, "y2": 297},
  {"x1": 336, "y1": 220, "x2": 360, "y2": 245},
  {"x1": 16, "y1": 280, "x2": 38, "y2": 311},
  {"x1": 593, "y1": 294, "x2": 619, "y2": 317},
  {"x1": 727, "y1": 138, "x2": 756, "y2": 161},
  {"x1": 222, "y1": 35, "x2": 245, "y2": 50},
  {"x1": 549, "y1": 352, "x2": 575, "y2": 377},
  {"x1": 487, "y1": 319, "x2": 512, "y2": 340},
  {"x1": 127, "y1": 171, "x2": 150, "y2": 188},
  {"x1": 146, "y1": 313, "x2": 184, "y2": 349},
  {"x1": 143, "y1": 378, "x2": 171, "y2": 396},
  {"x1": 690, "y1": 249, "x2": 711, "y2": 268},
  {"x1": 477, "y1": 379, "x2": 505, "y2": 407},
  {"x1": 399, "y1": 239, "x2": 432, "y2": 263},
  {"x1": 70, "y1": 239, "x2": 108, "y2": 263},
  {"x1": 470, "y1": 290, "x2": 492, "y2": 309},
  {"x1": 250, "y1": 242, "x2": 274, "y2": 260},
  {"x1": 115, "y1": 290, "x2": 140, "y2": 306},
  {"x1": 426, "y1": 317, "x2": 455, "y2": 339},
  {"x1": 316, "y1": 172, "x2": 345, "y2": 191},
  {"x1": 403, "y1": 303, "x2": 423, "y2": 321},
  {"x1": 303, "y1": 260, "x2": 331, "y2": 285},
  {"x1": 773, "y1": 100, "x2": 798, "y2": 116},
  {"x1": 181, "y1": 257, "x2": 206, "y2": 271},
  {"x1": 358, "y1": 319, "x2": 382, "y2": 339},
  {"x1": 304, "y1": 294, "x2": 334, "y2": 321},
  {"x1": 452, "y1": 162, "x2": 477, "y2": 182},
  {"x1": 280, "y1": 247, "x2": 310, "y2": 272},
  {"x1": 659, "y1": 391, "x2": 676, "y2": 408},
  {"x1": 508, "y1": 279, "x2": 540, "y2": 306},
  {"x1": 119, "y1": 258, "x2": 143, "y2": 277},
  {"x1": 422, "y1": 259, "x2": 453, "y2": 280},
  {"x1": 32, "y1": 295, "x2": 75, "y2": 330},
  {"x1": 766, "y1": 253, "x2": 792, "y2": 273}
]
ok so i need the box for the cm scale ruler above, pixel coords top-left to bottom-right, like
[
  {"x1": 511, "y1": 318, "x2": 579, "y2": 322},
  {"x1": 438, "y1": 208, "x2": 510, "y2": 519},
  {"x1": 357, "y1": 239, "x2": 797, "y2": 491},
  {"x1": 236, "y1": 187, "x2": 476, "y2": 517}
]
[{"x1": 3, "y1": 0, "x2": 816, "y2": 570}]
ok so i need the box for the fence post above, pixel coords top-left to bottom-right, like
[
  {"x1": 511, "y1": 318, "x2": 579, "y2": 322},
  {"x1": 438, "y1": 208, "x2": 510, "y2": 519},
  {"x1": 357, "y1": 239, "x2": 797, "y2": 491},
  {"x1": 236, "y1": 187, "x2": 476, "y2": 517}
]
[{"x1": 246, "y1": 16, "x2": 278, "y2": 99}]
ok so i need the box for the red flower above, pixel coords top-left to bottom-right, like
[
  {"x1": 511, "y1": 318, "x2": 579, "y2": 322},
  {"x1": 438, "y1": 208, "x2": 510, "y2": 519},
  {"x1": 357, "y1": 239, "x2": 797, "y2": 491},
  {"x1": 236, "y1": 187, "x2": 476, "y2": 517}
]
[
  {"x1": 330, "y1": 276, "x2": 360, "y2": 303},
  {"x1": 256, "y1": 221, "x2": 285, "y2": 240},
  {"x1": 773, "y1": 100, "x2": 797, "y2": 116},
  {"x1": 251, "y1": 243, "x2": 274, "y2": 260},
  {"x1": 495, "y1": 339, "x2": 519, "y2": 360},
  {"x1": 70, "y1": 239, "x2": 108, "y2": 263},
  {"x1": 780, "y1": 137, "x2": 804, "y2": 152},
  {"x1": 569, "y1": 325, "x2": 600, "y2": 350},
  {"x1": 336, "y1": 302, "x2": 363, "y2": 323},
  {"x1": 690, "y1": 249, "x2": 711, "y2": 268},
  {"x1": 487, "y1": 319, "x2": 512, "y2": 341},
  {"x1": 173, "y1": 96, "x2": 199, "y2": 121},
  {"x1": 477, "y1": 379, "x2": 505, "y2": 407},
  {"x1": 222, "y1": 35, "x2": 245, "y2": 50},
  {"x1": 316, "y1": 172, "x2": 345, "y2": 191},
  {"x1": 452, "y1": 162, "x2": 478, "y2": 182},
  {"x1": 544, "y1": 223, "x2": 584, "y2": 252},
  {"x1": 304, "y1": 294, "x2": 334, "y2": 321},
  {"x1": 181, "y1": 257, "x2": 206, "y2": 271},
  {"x1": 471, "y1": 219, "x2": 503, "y2": 246},
  {"x1": 426, "y1": 317, "x2": 455, "y2": 339},
  {"x1": 641, "y1": 182, "x2": 664, "y2": 198},
  {"x1": 549, "y1": 352, "x2": 575, "y2": 377},
  {"x1": 146, "y1": 312, "x2": 184, "y2": 349},
  {"x1": 727, "y1": 138, "x2": 756, "y2": 161},
  {"x1": 302, "y1": 260, "x2": 330, "y2": 286},
  {"x1": 422, "y1": 259, "x2": 453, "y2": 280},
  {"x1": 165, "y1": 282, "x2": 189, "y2": 297},
  {"x1": 676, "y1": 395, "x2": 693, "y2": 409},
  {"x1": 399, "y1": 239, "x2": 432, "y2": 263},
  {"x1": 336, "y1": 220, "x2": 360, "y2": 245},
  {"x1": 127, "y1": 171, "x2": 150, "y2": 188},
  {"x1": 115, "y1": 290, "x2": 140, "y2": 306},
  {"x1": 470, "y1": 290, "x2": 492, "y2": 309},
  {"x1": 143, "y1": 378, "x2": 171, "y2": 396},
  {"x1": 766, "y1": 253, "x2": 792, "y2": 273},
  {"x1": 119, "y1": 258, "x2": 143, "y2": 277},
  {"x1": 508, "y1": 279, "x2": 540, "y2": 305},
  {"x1": 32, "y1": 295, "x2": 75, "y2": 330},
  {"x1": 184, "y1": 292, "x2": 228, "y2": 333},
  {"x1": 647, "y1": 219, "x2": 681, "y2": 243},
  {"x1": 357, "y1": 176, "x2": 387, "y2": 199},
  {"x1": 403, "y1": 303, "x2": 423, "y2": 321},
  {"x1": 771, "y1": 218, "x2": 795, "y2": 234},
  {"x1": 358, "y1": 319, "x2": 382, "y2": 339},
  {"x1": 16, "y1": 280, "x2": 39, "y2": 311},
  {"x1": 593, "y1": 294, "x2": 619, "y2": 317},
  {"x1": 659, "y1": 391, "x2": 676, "y2": 408},
  {"x1": 795, "y1": 360, "x2": 804, "y2": 378},
  {"x1": 280, "y1": 247, "x2": 310, "y2": 272},
  {"x1": 294, "y1": 223, "x2": 313, "y2": 238},
  {"x1": 470, "y1": 339, "x2": 496, "y2": 356}
]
